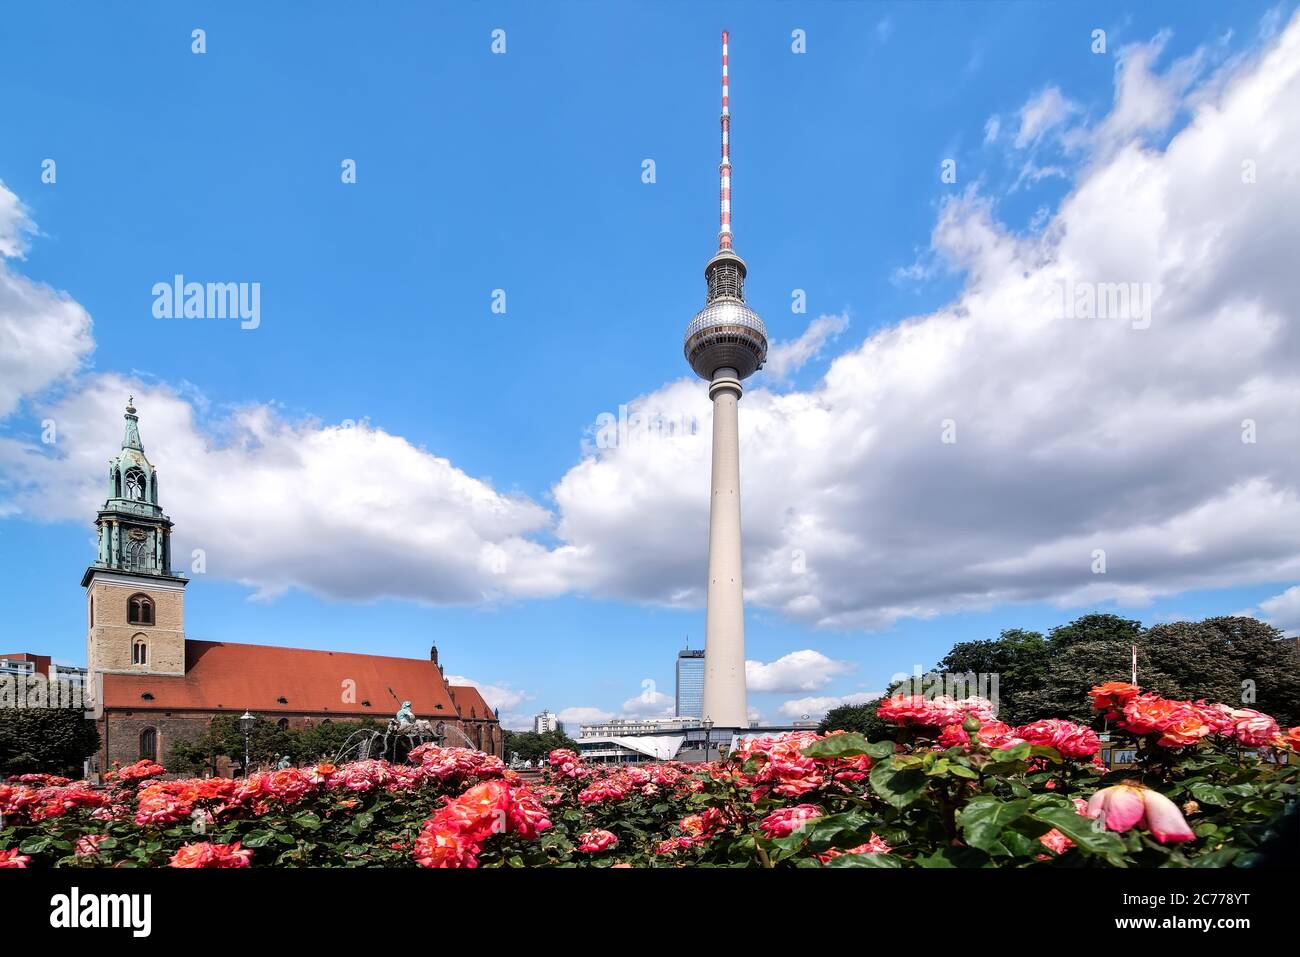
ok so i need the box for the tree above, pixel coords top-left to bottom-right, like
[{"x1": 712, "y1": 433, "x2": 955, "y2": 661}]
[
  {"x1": 818, "y1": 702, "x2": 890, "y2": 739},
  {"x1": 995, "y1": 614, "x2": 1152, "y2": 723},
  {"x1": 168, "y1": 716, "x2": 386, "y2": 774},
  {"x1": 1139, "y1": 617, "x2": 1300, "y2": 727},
  {"x1": 917, "y1": 613, "x2": 1299, "y2": 727},
  {"x1": 0, "y1": 709, "x2": 100, "y2": 777},
  {"x1": 502, "y1": 728, "x2": 577, "y2": 763},
  {"x1": 934, "y1": 628, "x2": 1050, "y2": 725}
]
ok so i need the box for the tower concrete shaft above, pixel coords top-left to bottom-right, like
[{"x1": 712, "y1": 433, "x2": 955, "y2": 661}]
[
  {"x1": 701, "y1": 369, "x2": 748, "y2": 727},
  {"x1": 683, "y1": 32, "x2": 766, "y2": 731}
]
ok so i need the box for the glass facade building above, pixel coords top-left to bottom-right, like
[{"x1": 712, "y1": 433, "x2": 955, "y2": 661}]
[{"x1": 675, "y1": 649, "x2": 705, "y2": 719}]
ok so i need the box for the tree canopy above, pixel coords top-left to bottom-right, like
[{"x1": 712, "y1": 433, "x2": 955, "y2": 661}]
[
  {"x1": 502, "y1": 728, "x2": 578, "y2": 763},
  {"x1": 820, "y1": 613, "x2": 1299, "y2": 734},
  {"x1": 0, "y1": 709, "x2": 100, "y2": 777}
]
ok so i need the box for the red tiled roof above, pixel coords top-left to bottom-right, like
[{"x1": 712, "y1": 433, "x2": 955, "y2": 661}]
[
  {"x1": 449, "y1": 684, "x2": 494, "y2": 721},
  {"x1": 103, "y1": 640, "x2": 461, "y2": 719}
]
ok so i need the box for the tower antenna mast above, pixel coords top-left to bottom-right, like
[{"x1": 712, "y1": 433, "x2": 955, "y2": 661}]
[{"x1": 719, "y1": 30, "x2": 732, "y2": 251}]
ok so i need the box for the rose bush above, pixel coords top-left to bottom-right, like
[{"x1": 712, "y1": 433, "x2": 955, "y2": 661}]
[{"x1": 1, "y1": 692, "x2": 1294, "y2": 867}]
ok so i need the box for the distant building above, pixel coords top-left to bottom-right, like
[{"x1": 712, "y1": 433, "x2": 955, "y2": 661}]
[
  {"x1": 676, "y1": 649, "x2": 705, "y2": 719},
  {"x1": 579, "y1": 716, "x2": 702, "y2": 738},
  {"x1": 533, "y1": 709, "x2": 564, "y2": 735},
  {"x1": 576, "y1": 716, "x2": 703, "y2": 764}
]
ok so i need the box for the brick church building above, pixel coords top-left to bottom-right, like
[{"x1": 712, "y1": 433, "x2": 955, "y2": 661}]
[{"x1": 78, "y1": 399, "x2": 502, "y2": 778}]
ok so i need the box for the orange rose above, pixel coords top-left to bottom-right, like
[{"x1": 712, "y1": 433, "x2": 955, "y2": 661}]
[{"x1": 1090, "y1": 682, "x2": 1140, "y2": 715}]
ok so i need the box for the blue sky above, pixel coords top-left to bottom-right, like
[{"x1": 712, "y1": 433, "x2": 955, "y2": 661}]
[{"x1": 2, "y1": 1, "x2": 1298, "y2": 729}]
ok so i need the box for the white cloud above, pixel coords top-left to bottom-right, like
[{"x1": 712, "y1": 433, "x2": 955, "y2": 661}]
[
  {"x1": 746, "y1": 649, "x2": 853, "y2": 692},
  {"x1": 444, "y1": 674, "x2": 531, "y2": 716},
  {"x1": 778, "y1": 691, "x2": 882, "y2": 720},
  {"x1": 1015, "y1": 86, "x2": 1079, "y2": 148},
  {"x1": 0, "y1": 183, "x2": 35, "y2": 259},
  {"x1": 983, "y1": 115, "x2": 1001, "y2": 145},
  {"x1": 620, "y1": 689, "x2": 675, "y2": 719},
  {"x1": 1093, "y1": 33, "x2": 1204, "y2": 155},
  {"x1": 3, "y1": 14, "x2": 1300, "y2": 638},
  {"x1": 1259, "y1": 586, "x2": 1300, "y2": 634},
  {"x1": 0, "y1": 376, "x2": 573, "y2": 604},
  {"x1": 556, "y1": 706, "x2": 614, "y2": 726},
  {"x1": 543, "y1": 13, "x2": 1300, "y2": 628},
  {"x1": 764, "y1": 313, "x2": 850, "y2": 382},
  {"x1": 0, "y1": 185, "x2": 94, "y2": 421}
]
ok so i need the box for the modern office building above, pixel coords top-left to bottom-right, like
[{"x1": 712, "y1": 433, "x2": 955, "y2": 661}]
[
  {"x1": 675, "y1": 649, "x2": 705, "y2": 719},
  {"x1": 533, "y1": 709, "x2": 565, "y2": 735},
  {"x1": 576, "y1": 716, "x2": 703, "y2": 764},
  {"x1": 682, "y1": 32, "x2": 767, "y2": 730}
]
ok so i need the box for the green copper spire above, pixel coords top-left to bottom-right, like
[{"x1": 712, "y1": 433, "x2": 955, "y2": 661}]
[
  {"x1": 122, "y1": 395, "x2": 144, "y2": 452},
  {"x1": 80, "y1": 398, "x2": 185, "y2": 584}
]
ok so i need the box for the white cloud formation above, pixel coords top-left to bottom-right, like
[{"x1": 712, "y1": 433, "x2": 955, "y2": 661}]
[
  {"x1": 1015, "y1": 86, "x2": 1078, "y2": 148},
  {"x1": 2, "y1": 13, "x2": 1299, "y2": 639},
  {"x1": 778, "y1": 691, "x2": 882, "y2": 720},
  {"x1": 746, "y1": 649, "x2": 853, "y2": 692},
  {"x1": 0, "y1": 376, "x2": 573, "y2": 603},
  {"x1": 556, "y1": 706, "x2": 613, "y2": 727},
  {"x1": 544, "y1": 13, "x2": 1300, "y2": 628},
  {"x1": 1258, "y1": 586, "x2": 1300, "y2": 634},
  {"x1": 0, "y1": 184, "x2": 94, "y2": 421},
  {"x1": 444, "y1": 674, "x2": 531, "y2": 716},
  {"x1": 620, "y1": 689, "x2": 675, "y2": 719},
  {"x1": 763, "y1": 313, "x2": 850, "y2": 382}
]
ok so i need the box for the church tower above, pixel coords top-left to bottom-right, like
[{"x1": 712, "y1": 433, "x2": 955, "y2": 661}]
[{"x1": 81, "y1": 398, "x2": 188, "y2": 680}]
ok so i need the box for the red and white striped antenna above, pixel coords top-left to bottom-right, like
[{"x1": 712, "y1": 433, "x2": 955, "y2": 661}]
[{"x1": 718, "y1": 30, "x2": 733, "y2": 251}]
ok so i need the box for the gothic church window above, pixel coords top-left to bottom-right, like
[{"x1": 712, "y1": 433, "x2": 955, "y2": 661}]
[
  {"x1": 140, "y1": 728, "x2": 157, "y2": 761},
  {"x1": 125, "y1": 468, "x2": 146, "y2": 501},
  {"x1": 132, "y1": 637, "x2": 148, "y2": 665},
  {"x1": 128, "y1": 593, "x2": 154, "y2": 625}
]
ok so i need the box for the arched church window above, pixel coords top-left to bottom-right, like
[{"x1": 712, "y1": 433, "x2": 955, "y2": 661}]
[
  {"x1": 132, "y1": 637, "x2": 148, "y2": 665},
  {"x1": 124, "y1": 468, "x2": 146, "y2": 501},
  {"x1": 277, "y1": 718, "x2": 289, "y2": 731},
  {"x1": 140, "y1": 728, "x2": 157, "y2": 762},
  {"x1": 128, "y1": 594, "x2": 154, "y2": 626}
]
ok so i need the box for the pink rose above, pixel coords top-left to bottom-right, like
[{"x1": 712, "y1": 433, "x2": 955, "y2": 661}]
[
  {"x1": 577, "y1": 829, "x2": 619, "y2": 853},
  {"x1": 1086, "y1": 784, "x2": 1195, "y2": 844}
]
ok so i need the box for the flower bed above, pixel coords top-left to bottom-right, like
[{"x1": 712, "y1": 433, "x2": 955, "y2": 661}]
[{"x1": 1, "y1": 688, "x2": 1295, "y2": 867}]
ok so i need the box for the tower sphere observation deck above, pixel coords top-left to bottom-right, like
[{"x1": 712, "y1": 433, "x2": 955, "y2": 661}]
[{"x1": 683, "y1": 249, "x2": 768, "y2": 380}]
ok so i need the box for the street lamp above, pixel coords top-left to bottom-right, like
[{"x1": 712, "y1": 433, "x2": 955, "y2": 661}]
[
  {"x1": 239, "y1": 711, "x2": 255, "y2": 777},
  {"x1": 702, "y1": 717, "x2": 714, "y2": 763}
]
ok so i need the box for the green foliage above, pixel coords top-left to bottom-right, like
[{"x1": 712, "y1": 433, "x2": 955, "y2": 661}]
[
  {"x1": 818, "y1": 702, "x2": 892, "y2": 739},
  {"x1": 168, "y1": 716, "x2": 383, "y2": 774},
  {"x1": 0, "y1": 708, "x2": 100, "y2": 776},
  {"x1": 503, "y1": 728, "x2": 578, "y2": 763},
  {"x1": 923, "y1": 613, "x2": 1298, "y2": 726}
]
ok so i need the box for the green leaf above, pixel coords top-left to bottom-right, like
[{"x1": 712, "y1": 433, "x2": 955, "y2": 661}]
[
  {"x1": 243, "y1": 829, "x2": 274, "y2": 848},
  {"x1": 1030, "y1": 805, "x2": 1128, "y2": 867},
  {"x1": 291, "y1": 812, "x2": 323, "y2": 831},
  {"x1": 801, "y1": 733, "x2": 871, "y2": 758},
  {"x1": 958, "y1": 796, "x2": 1030, "y2": 852},
  {"x1": 869, "y1": 763, "x2": 929, "y2": 809},
  {"x1": 1188, "y1": 783, "x2": 1229, "y2": 806},
  {"x1": 19, "y1": 835, "x2": 52, "y2": 854},
  {"x1": 823, "y1": 850, "x2": 902, "y2": 868},
  {"x1": 949, "y1": 764, "x2": 979, "y2": 780}
]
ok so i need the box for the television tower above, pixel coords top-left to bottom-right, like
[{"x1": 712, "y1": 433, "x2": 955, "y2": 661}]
[{"x1": 682, "y1": 31, "x2": 767, "y2": 730}]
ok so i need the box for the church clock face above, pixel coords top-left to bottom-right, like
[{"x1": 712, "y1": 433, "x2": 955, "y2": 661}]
[{"x1": 124, "y1": 527, "x2": 149, "y2": 569}]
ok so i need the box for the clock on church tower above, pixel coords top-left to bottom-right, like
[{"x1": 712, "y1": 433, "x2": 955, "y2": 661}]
[{"x1": 81, "y1": 399, "x2": 188, "y2": 681}]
